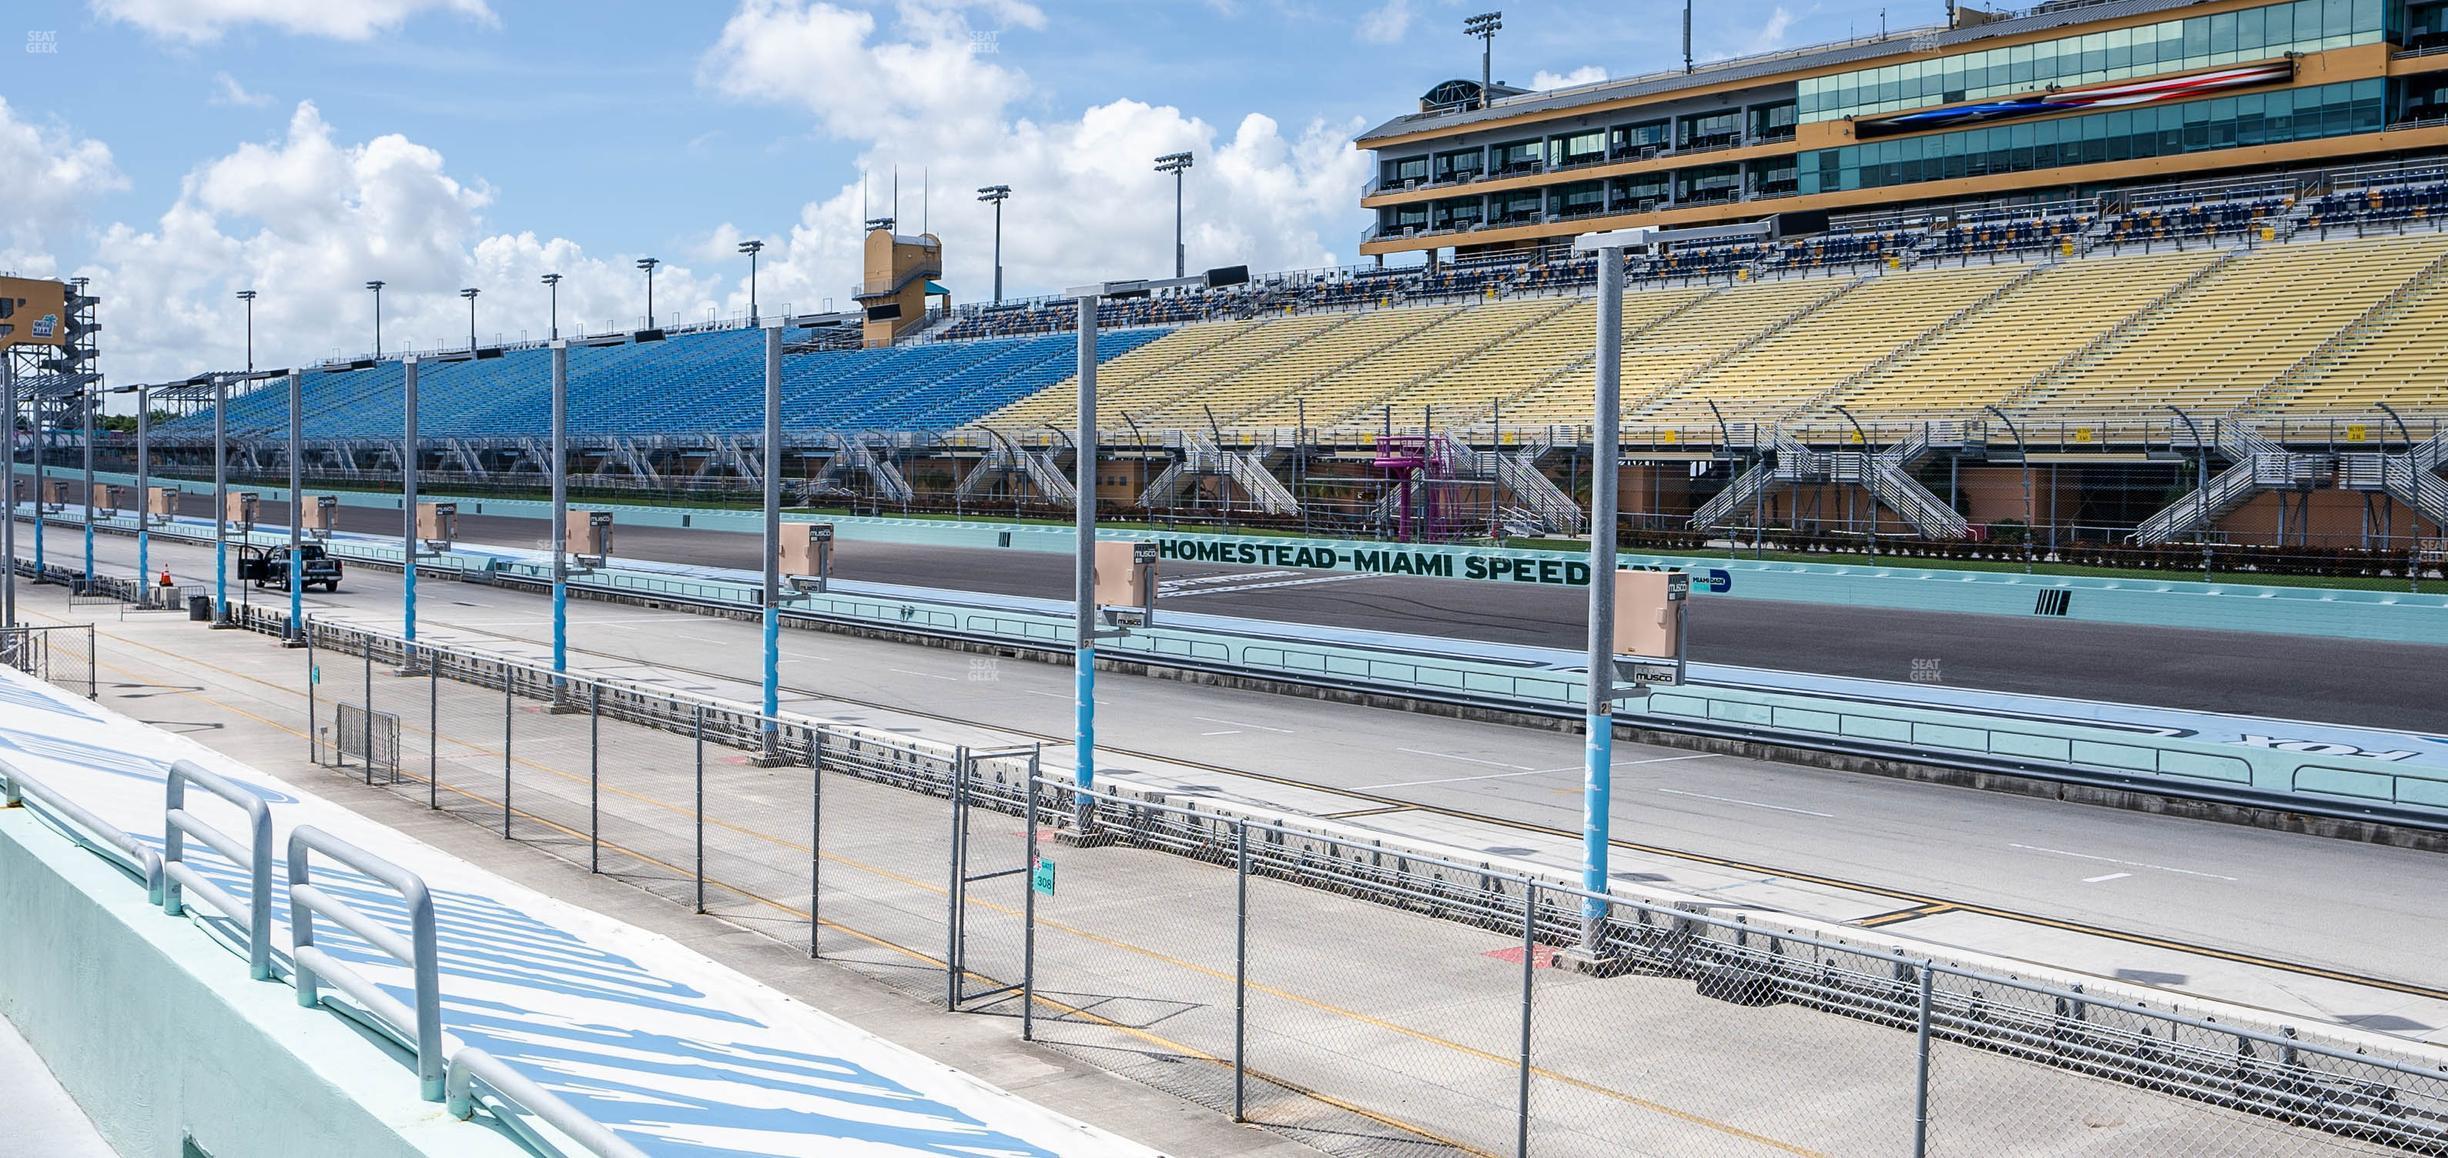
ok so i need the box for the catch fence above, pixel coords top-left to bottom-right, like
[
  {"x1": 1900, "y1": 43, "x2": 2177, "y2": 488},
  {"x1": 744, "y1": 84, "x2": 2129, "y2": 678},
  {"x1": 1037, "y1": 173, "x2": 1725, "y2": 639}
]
[{"x1": 227, "y1": 608, "x2": 2448, "y2": 1157}]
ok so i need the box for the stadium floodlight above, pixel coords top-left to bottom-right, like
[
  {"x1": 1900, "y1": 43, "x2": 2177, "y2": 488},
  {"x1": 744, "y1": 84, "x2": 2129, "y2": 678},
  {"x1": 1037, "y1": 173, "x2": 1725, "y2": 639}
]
[
  {"x1": 1153, "y1": 152, "x2": 1194, "y2": 278},
  {"x1": 977, "y1": 185, "x2": 1011, "y2": 304},
  {"x1": 365, "y1": 280, "x2": 386, "y2": 357},
  {"x1": 738, "y1": 239, "x2": 765, "y2": 323},
  {"x1": 635, "y1": 257, "x2": 661, "y2": 330},
  {"x1": 236, "y1": 290, "x2": 258, "y2": 373},
  {"x1": 1464, "y1": 11, "x2": 1502, "y2": 106},
  {"x1": 459, "y1": 287, "x2": 480, "y2": 353},
  {"x1": 540, "y1": 273, "x2": 563, "y2": 339}
]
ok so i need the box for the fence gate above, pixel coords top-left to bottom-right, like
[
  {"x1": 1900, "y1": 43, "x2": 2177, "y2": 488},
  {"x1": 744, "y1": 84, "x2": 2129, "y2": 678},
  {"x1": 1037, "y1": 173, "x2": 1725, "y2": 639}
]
[
  {"x1": 332, "y1": 702, "x2": 404, "y2": 783},
  {"x1": 950, "y1": 744, "x2": 1039, "y2": 1011}
]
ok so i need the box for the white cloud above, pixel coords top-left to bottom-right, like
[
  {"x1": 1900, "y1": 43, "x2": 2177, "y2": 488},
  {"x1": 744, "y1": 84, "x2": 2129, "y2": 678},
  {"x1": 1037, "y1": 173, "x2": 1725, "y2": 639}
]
[
  {"x1": 80, "y1": 103, "x2": 717, "y2": 382},
  {"x1": 1531, "y1": 66, "x2": 1609, "y2": 90},
  {"x1": 1355, "y1": 0, "x2": 1414, "y2": 44},
  {"x1": 0, "y1": 99, "x2": 127, "y2": 276},
  {"x1": 698, "y1": 0, "x2": 1370, "y2": 314},
  {"x1": 1745, "y1": 6, "x2": 1798, "y2": 54},
  {"x1": 210, "y1": 72, "x2": 275, "y2": 108},
  {"x1": 91, "y1": 0, "x2": 497, "y2": 42}
]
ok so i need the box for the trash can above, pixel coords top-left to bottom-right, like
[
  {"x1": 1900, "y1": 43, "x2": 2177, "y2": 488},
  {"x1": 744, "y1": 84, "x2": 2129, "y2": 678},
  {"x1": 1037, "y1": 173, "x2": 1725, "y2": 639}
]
[{"x1": 188, "y1": 594, "x2": 213, "y2": 622}]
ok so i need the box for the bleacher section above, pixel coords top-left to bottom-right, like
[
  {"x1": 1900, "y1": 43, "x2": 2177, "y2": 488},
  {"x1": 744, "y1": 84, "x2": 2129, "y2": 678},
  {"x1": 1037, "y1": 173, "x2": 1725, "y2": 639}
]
[
  {"x1": 169, "y1": 162, "x2": 2448, "y2": 448},
  {"x1": 2006, "y1": 233, "x2": 2448, "y2": 415},
  {"x1": 164, "y1": 324, "x2": 1173, "y2": 441}
]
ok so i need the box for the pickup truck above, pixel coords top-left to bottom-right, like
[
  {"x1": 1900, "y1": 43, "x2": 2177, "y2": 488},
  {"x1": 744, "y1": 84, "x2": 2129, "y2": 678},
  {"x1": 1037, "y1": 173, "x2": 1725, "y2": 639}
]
[{"x1": 239, "y1": 543, "x2": 344, "y2": 592}]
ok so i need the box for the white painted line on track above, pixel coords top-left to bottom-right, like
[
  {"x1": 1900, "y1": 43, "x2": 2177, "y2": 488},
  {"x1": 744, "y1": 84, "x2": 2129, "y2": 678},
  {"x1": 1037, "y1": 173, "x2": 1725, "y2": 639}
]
[
  {"x1": 1654, "y1": 787, "x2": 1835, "y2": 817},
  {"x1": 1200, "y1": 730, "x2": 1241, "y2": 737},
  {"x1": 2009, "y1": 843, "x2": 2240, "y2": 882},
  {"x1": 2084, "y1": 872, "x2": 2134, "y2": 883},
  {"x1": 1193, "y1": 715, "x2": 1295, "y2": 734},
  {"x1": 1356, "y1": 765, "x2": 1575, "y2": 790},
  {"x1": 1391, "y1": 747, "x2": 1538, "y2": 772},
  {"x1": 888, "y1": 666, "x2": 961, "y2": 683},
  {"x1": 1160, "y1": 572, "x2": 1383, "y2": 599}
]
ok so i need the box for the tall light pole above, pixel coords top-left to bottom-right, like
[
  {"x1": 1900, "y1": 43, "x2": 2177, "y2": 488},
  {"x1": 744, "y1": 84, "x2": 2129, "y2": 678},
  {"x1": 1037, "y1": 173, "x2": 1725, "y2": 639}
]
[
  {"x1": 1579, "y1": 235, "x2": 1623, "y2": 948},
  {"x1": 3, "y1": 354, "x2": 16, "y2": 626},
  {"x1": 1060, "y1": 265, "x2": 1249, "y2": 828},
  {"x1": 237, "y1": 290, "x2": 257, "y2": 372},
  {"x1": 1070, "y1": 287, "x2": 1101, "y2": 827},
  {"x1": 977, "y1": 185, "x2": 1011, "y2": 304},
  {"x1": 365, "y1": 281, "x2": 386, "y2": 357},
  {"x1": 134, "y1": 381, "x2": 152, "y2": 605},
  {"x1": 79, "y1": 377, "x2": 93, "y2": 591},
  {"x1": 635, "y1": 258, "x2": 660, "y2": 330},
  {"x1": 738, "y1": 240, "x2": 765, "y2": 324},
  {"x1": 287, "y1": 369, "x2": 304, "y2": 641},
  {"x1": 460, "y1": 287, "x2": 480, "y2": 353},
  {"x1": 550, "y1": 340, "x2": 569, "y2": 676},
  {"x1": 403, "y1": 356, "x2": 421, "y2": 658},
  {"x1": 213, "y1": 373, "x2": 229, "y2": 624},
  {"x1": 760, "y1": 320, "x2": 782, "y2": 758},
  {"x1": 1154, "y1": 153, "x2": 1194, "y2": 278},
  {"x1": 541, "y1": 273, "x2": 563, "y2": 340},
  {"x1": 1465, "y1": 11, "x2": 1503, "y2": 106}
]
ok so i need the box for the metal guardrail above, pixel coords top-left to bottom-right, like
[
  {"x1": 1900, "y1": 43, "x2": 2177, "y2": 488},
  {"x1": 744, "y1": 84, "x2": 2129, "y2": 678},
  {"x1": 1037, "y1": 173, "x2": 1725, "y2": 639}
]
[
  {"x1": 1, "y1": 685, "x2": 653, "y2": 1155},
  {"x1": 1029, "y1": 773, "x2": 2448, "y2": 1155},
  {"x1": 162, "y1": 759, "x2": 275, "y2": 980},
  {"x1": 0, "y1": 759, "x2": 162, "y2": 902},
  {"x1": 287, "y1": 825, "x2": 445, "y2": 1100},
  {"x1": 447, "y1": 1048, "x2": 649, "y2": 1158}
]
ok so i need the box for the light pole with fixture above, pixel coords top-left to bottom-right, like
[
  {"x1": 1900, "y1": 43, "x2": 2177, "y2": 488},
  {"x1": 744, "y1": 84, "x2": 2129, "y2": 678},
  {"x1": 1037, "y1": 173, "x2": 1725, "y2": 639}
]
[
  {"x1": 237, "y1": 289, "x2": 257, "y2": 372},
  {"x1": 1464, "y1": 12, "x2": 1502, "y2": 106},
  {"x1": 1153, "y1": 153, "x2": 1194, "y2": 278},
  {"x1": 1061, "y1": 263, "x2": 1249, "y2": 826},
  {"x1": 977, "y1": 185, "x2": 1011, "y2": 304},
  {"x1": 365, "y1": 280, "x2": 386, "y2": 357},
  {"x1": 738, "y1": 240, "x2": 765, "y2": 323},
  {"x1": 636, "y1": 258, "x2": 660, "y2": 329},
  {"x1": 460, "y1": 287, "x2": 480, "y2": 352},
  {"x1": 542, "y1": 272, "x2": 563, "y2": 339}
]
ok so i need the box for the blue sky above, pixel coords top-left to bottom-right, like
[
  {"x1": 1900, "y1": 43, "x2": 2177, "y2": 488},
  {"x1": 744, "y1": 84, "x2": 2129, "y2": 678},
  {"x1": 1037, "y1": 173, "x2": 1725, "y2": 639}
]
[{"x1": 0, "y1": 0, "x2": 1894, "y2": 381}]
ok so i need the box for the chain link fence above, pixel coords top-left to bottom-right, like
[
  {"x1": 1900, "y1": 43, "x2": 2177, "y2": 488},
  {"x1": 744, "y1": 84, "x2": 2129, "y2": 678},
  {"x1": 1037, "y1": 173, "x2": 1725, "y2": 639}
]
[
  {"x1": 0, "y1": 622, "x2": 96, "y2": 698},
  {"x1": 228, "y1": 609, "x2": 2448, "y2": 1157}
]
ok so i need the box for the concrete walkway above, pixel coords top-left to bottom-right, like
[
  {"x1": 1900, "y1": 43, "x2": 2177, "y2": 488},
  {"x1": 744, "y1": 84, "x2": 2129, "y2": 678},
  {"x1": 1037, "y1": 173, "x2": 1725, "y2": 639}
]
[{"x1": 0, "y1": 1007, "x2": 116, "y2": 1158}]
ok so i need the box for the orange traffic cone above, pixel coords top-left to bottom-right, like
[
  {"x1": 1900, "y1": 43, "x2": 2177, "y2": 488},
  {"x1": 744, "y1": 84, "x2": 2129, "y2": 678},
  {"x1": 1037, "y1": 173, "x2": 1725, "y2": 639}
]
[{"x1": 159, "y1": 568, "x2": 173, "y2": 588}]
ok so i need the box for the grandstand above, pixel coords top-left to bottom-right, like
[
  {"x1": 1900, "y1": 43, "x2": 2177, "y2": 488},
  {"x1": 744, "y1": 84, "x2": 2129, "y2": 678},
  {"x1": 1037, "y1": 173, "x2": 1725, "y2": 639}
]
[{"x1": 141, "y1": 0, "x2": 2448, "y2": 550}]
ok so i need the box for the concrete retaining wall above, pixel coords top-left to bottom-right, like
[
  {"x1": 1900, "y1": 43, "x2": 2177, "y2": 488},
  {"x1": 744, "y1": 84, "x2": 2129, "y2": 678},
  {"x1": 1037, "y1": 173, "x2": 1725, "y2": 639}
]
[{"x1": 0, "y1": 810, "x2": 520, "y2": 1158}]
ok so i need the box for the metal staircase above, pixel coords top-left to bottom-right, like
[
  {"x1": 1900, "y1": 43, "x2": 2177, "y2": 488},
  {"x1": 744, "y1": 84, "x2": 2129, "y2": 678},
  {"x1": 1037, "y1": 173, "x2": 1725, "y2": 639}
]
[
  {"x1": 2130, "y1": 424, "x2": 2326, "y2": 544},
  {"x1": 814, "y1": 432, "x2": 915, "y2": 503},
  {"x1": 958, "y1": 435, "x2": 1077, "y2": 506},
  {"x1": 2339, "y1": 432, "x2": 2448, "y2": 529},
  {"x1": 1691, "y1": 424, "x2": 1970, "y2": 538},
  {"x1": 1139, "y1": 433, "x2": 1300, "y2": 515},
  {"x1": 1437, "y1": 434, "x2": 1584, "y2": 534}
]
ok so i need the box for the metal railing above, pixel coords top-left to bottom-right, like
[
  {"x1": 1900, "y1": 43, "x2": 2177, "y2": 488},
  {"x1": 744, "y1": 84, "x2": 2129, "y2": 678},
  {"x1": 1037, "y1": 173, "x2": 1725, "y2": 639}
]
[
  {"x1": 162, "y1": 759, "x2": 275, "y2": 980},
  {"x1": 1020, "y1": 774, "x2": 2448, "y2": 1157},
  {"x1": 0, "y1": 759, "x2": 162, "y2": 901},
  {"x1": 218, "y1": 612, "x2": 2448, "y2": 1155},
  {"x1": 286, "y1": 825, "x2": 445, "y2": 1100},
  {"x1": 447, "y1": 1049, "x2": 648, "y2": 1158},
  {"x1": 0, "y1": 667, "x2": 667, "y2": 1156}
]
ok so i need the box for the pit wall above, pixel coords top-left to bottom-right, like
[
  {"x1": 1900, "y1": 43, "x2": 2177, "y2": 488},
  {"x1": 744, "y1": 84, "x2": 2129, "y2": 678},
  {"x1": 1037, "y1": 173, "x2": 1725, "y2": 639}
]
[
  {"x1": 0, "y1": 811, "x2": 516, "y2": 1158},
  {"x1": 99, "y1": 471, "x2": 2448, "y2": 644}
]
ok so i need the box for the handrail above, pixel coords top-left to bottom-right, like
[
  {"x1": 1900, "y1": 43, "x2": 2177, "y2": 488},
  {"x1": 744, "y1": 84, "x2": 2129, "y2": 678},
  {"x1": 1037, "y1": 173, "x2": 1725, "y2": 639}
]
[
  {"x1": 162, "y1": 758, "x2": 275, "y2": 980},
  {"x1": 288, "y1": 825, "x2": 445, "y2": 1101},
  {"x1": 447, "y1": 1048, "x2": 649, "y2": 1158},
  {"x1": 1, "y1": 759, "x2": 163, "y2": 902}
]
